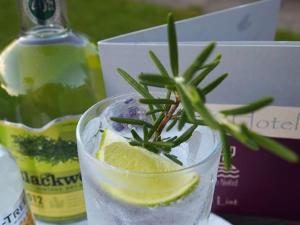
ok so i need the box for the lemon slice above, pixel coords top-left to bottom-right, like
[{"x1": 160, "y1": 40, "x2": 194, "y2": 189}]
[{"x1": 96, "y1": 130, "x2": 199, "y2": 206}]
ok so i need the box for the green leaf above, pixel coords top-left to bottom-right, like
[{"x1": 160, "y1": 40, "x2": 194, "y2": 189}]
[
  {"x1": 186, "y1": 86, "x2": 220, "y2": 129},
  {"x1": 199, "y1": 54, "x2": 222, "y2": 70},
  {"x1": 240, "y1": 124, "x2": 259, "y2": 150},
  {"x1": 174, "y1": 125, "x2": 198, "y2": 146},
  {"x1": 140, "y1": 98, "x2": 175, "y2": 105},
  {"x1": 168, "y1": 136, "x2": 178, "y2": 142},
  {"x1": 131, "y1": 129, "x2": 143, "y2": 142},
  {"x1": 247, "y1": 130, "x2": 299, "y2": 163},
  {"x1": 152, "y1": 141, "x2": 174, "y2": 148},
  {"x1": 220, "y1": 129, "x2": 232, "y2": 170},
  {"x1": 222, "y1": 121, "x2": 259, "y2": 150},
  {"x1": 148, "y1": 113, "x2": 165, "y2": 138},
  {"x1": 149, "y1": 50, "x2": 170, "y2": 77},
  {"x1": 221, "y1": 97, "x2": 273, "y2": 115},
  {"x1": 196, "y1": 88, "x2": 206, "y2": 103},
  {"x1": 117, "y1": 68, "x2": 154, "y2": 100},
  {"x1": 183, "y1": 42, "x2": 216, "y2": 81},
  {"x1": 166, "y1": 119, "x2": 178, "y2": 131},
  {"x1": 143, "y1": 125, "x2": 149, "y2": 142},
  {"x1": 168, "y1": 13, "x2": 179, "y2": 77},
  {"x1": 129, "y1": 140, "x2": 143, "y2": 147},
  {"x1": 164, "y1": 153, "x2": 183, "y2": 165},
  {"x1": 175, "y1": 81, "x2": 195, "y2": 122},
  {"x1": 146, "y1": 109, "x2": 165, "y2": 115},
  {"x1": 144, "y1": 143, "x2": 160, "y2": 154},
  {"x1": 143, "y1": 84, "x2": 157, "y2": 121},
  {"x1": 203, "y1": 73, "x2": 229, "y2": 95},
  {"x1": 139, "y1": 73, "x2": 175, "y2": 88},
  {"x1": 186, "y1": 119, "x2": 205, "y2": 126},
  {"x1": 110, "y1": 117, "x2": 153, "y2": 128},
  {"x1": 191, "y1": 55, "x2": 221, "y2": 86},
  {"x1": 177, "y1": 112, "x2": 187, "y2": 131}
]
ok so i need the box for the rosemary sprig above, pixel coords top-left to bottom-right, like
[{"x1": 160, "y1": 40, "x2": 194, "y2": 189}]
[{"x1": 111, "y1": 13, "x2": 299, "y2": 169}]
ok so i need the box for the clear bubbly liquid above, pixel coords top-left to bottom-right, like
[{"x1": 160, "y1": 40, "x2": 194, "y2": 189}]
[{"x1": 79, "y1": 97, "x2": 221, "y2": 225}]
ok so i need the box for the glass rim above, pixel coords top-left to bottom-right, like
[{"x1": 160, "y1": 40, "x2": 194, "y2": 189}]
[{"x1": 76, "y1": 92, "x2": 222, "y2": 175}]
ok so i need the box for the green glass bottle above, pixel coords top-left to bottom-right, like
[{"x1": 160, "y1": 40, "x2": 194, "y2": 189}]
[{"x1": 0, "y1": 0, "x2": 106, "y2": 223}]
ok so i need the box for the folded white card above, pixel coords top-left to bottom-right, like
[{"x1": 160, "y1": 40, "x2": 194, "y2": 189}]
[
  {"x1": 98, "y1": 0, "x2": 300, "y2": 220},
  {"x1": 99, "y1": 0, "x2": 282, "y2": 97}
]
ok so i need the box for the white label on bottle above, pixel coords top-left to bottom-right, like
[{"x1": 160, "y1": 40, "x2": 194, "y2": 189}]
[{"x1": 0, "y1": 191, "x2": 34, "y2": 225}]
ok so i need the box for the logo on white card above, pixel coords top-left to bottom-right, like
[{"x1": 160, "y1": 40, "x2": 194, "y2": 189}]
[
  {"x1": 237, "y1": 14, "x2": 252, "y2": 32},
  {"x1": 217, "y1": 146, "x2": 240, "y2": 180}
]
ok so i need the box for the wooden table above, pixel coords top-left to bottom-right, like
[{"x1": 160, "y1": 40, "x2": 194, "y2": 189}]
[{"x1": 221, "y1": 214, "x2": 300, "y2": 225}]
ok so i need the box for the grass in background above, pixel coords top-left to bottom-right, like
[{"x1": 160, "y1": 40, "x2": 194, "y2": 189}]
[
  {"x1": 276, "y1": 29, "x2": 300, "y2": 41},
  {"x1": 0, "y1": 0, "x2": 201, "y2": 49},
  {"x1": 0, "y1": 0, "x2": 298, "y2": 50}
]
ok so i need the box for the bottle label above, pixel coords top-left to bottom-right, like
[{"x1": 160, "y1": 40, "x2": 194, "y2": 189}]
[
  {"x1": 25, "y1": 0, "x2": 57, "y2": 22},
  {"x1": 0, "y1": 116, "x2": 86, "y2": 222},
  {"x1": 0, "y1": 191, "x2": 35, "y2": 225}
]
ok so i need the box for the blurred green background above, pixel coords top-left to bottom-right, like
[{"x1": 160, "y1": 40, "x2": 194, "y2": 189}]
[{"x1": 0, "y1": 0, "x2": 299, "y2": 50}]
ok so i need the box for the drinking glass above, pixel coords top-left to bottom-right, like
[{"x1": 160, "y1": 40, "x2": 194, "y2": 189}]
[{"x1": 76, "y1": 93, "x2": 221, "y2": 225}]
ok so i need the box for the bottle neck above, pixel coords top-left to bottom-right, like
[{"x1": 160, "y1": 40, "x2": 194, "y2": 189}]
[{"x1": 18, "y1": 0, "x2": 69, "y2": 38}]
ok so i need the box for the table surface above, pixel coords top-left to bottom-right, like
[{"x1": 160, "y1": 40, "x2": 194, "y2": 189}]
[
  {"x1": 221, "y1": 214, "x2": 300, "y2": 225},
  {"x1": 37, "y1": 214, "x2": 300, "y2": 225}
]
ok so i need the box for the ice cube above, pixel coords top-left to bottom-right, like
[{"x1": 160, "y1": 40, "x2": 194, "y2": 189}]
[{"x1": 99, "y1": 97, "x2": 151, "y2": 136}]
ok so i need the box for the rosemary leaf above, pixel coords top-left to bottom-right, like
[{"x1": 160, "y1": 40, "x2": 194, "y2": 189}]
[
  {"x1": 164, "y1": 153, "x2": 183, "y2": 165},
  {"x1": 111, "y1": 117, "x2": 153, "y2": 128},
  {"x1": 186, "y1": 86, "x2": 220, "y2": 129},
  {"x1": 140, "y1": 98, "x2": 175, "y2": 105},
  {"x1": 144, "y1": 143, "x2": 161, "y2": 154},
  {"x1": 177, "y1": 112, "x2": 187, "y2": 131},
  {"x1": 131, "y1": 129, "x2": 143, "y2": 142},
  {"x1": 149, "y1": 50, "x2": 170, "y2": 77},
  {"x1": 146, "y1": 109, "x2": 165, "y2": 115},
  {"x1": 220, "y1": 129, "x2": 232, "y2": 170},
  {"x1": 186, "y1": 119, "x2": 205, "y2": 126},
  {"x1": 175, "y1": 82, "x2": 195, "y2": 122},
  {"x1": 240, "y1": 124, "x2": 259, "y2": 150},
  {"x1": 197, "y1": 88, "x2": 206, "y2": 103},
  {"x1": 152, "y1": 141, "x2": 174, "y2": 148},
  {"x1": 183, "y1": 42, "x2": 216, "y2": 81},
  {"x1": 129, "y1": 140, "x2": 142, "y2": 147},
  {"x1": 117, "y1": 68, "x2": 154, "y2": 100},
  {"x1": 148, "y1": 113, "x2": 165, "y2": 138},
  {"x1": 166, "y1": 119, "x2": 178, "y2": 131},
  {"x1": 191, "y1": 55, "x2": 221, "y2": 86},
  {"x1": 168, "y1": 13, "x2": 179, "y2": 77},
  {"x1": 139, "y1": 81, "x2": 166, "y2": 88},
  {"x1": 143, "y1": 125, "x2": 149, "y2": 142},
  {"x1": 139, "y1": 73, "x2": 175, "y2": 88},
  {"x1": 168, "y1": 136, "x2": 178, "y2": 142},
  {"x1": 203, "y1": 73, "x2": 229, "y2": 95},
  {"x1": 221, "y1": 97, "x2": 273, "y2": 115},
  {"x1": 143, "y1": 84, "x2": 157, "y2": 121},
  {"x1": 199, "y1": 54, "x2": 222, "y2": 70},
  {"x1": 174, "y1": 125, "x2": 197, "y2": 146},
  {"x1": 247, "y1": 130, "x2": 299, "y2": 162},
  {"x1": 220, "y1": 118, "x2": 259, "y2": 150}
]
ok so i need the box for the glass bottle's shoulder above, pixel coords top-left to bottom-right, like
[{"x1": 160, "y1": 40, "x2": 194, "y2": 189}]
[
  {"x1": 0, "y1": 30, "x2": 105, "y2": 127},
  {"x1": 0, "y1": 31, "x2": 100, "y2": 91}
]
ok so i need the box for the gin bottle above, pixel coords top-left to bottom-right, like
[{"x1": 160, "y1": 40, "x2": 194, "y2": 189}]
[{"x1": 0, "y1": 0, "x2": 106, "y2": 223}]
